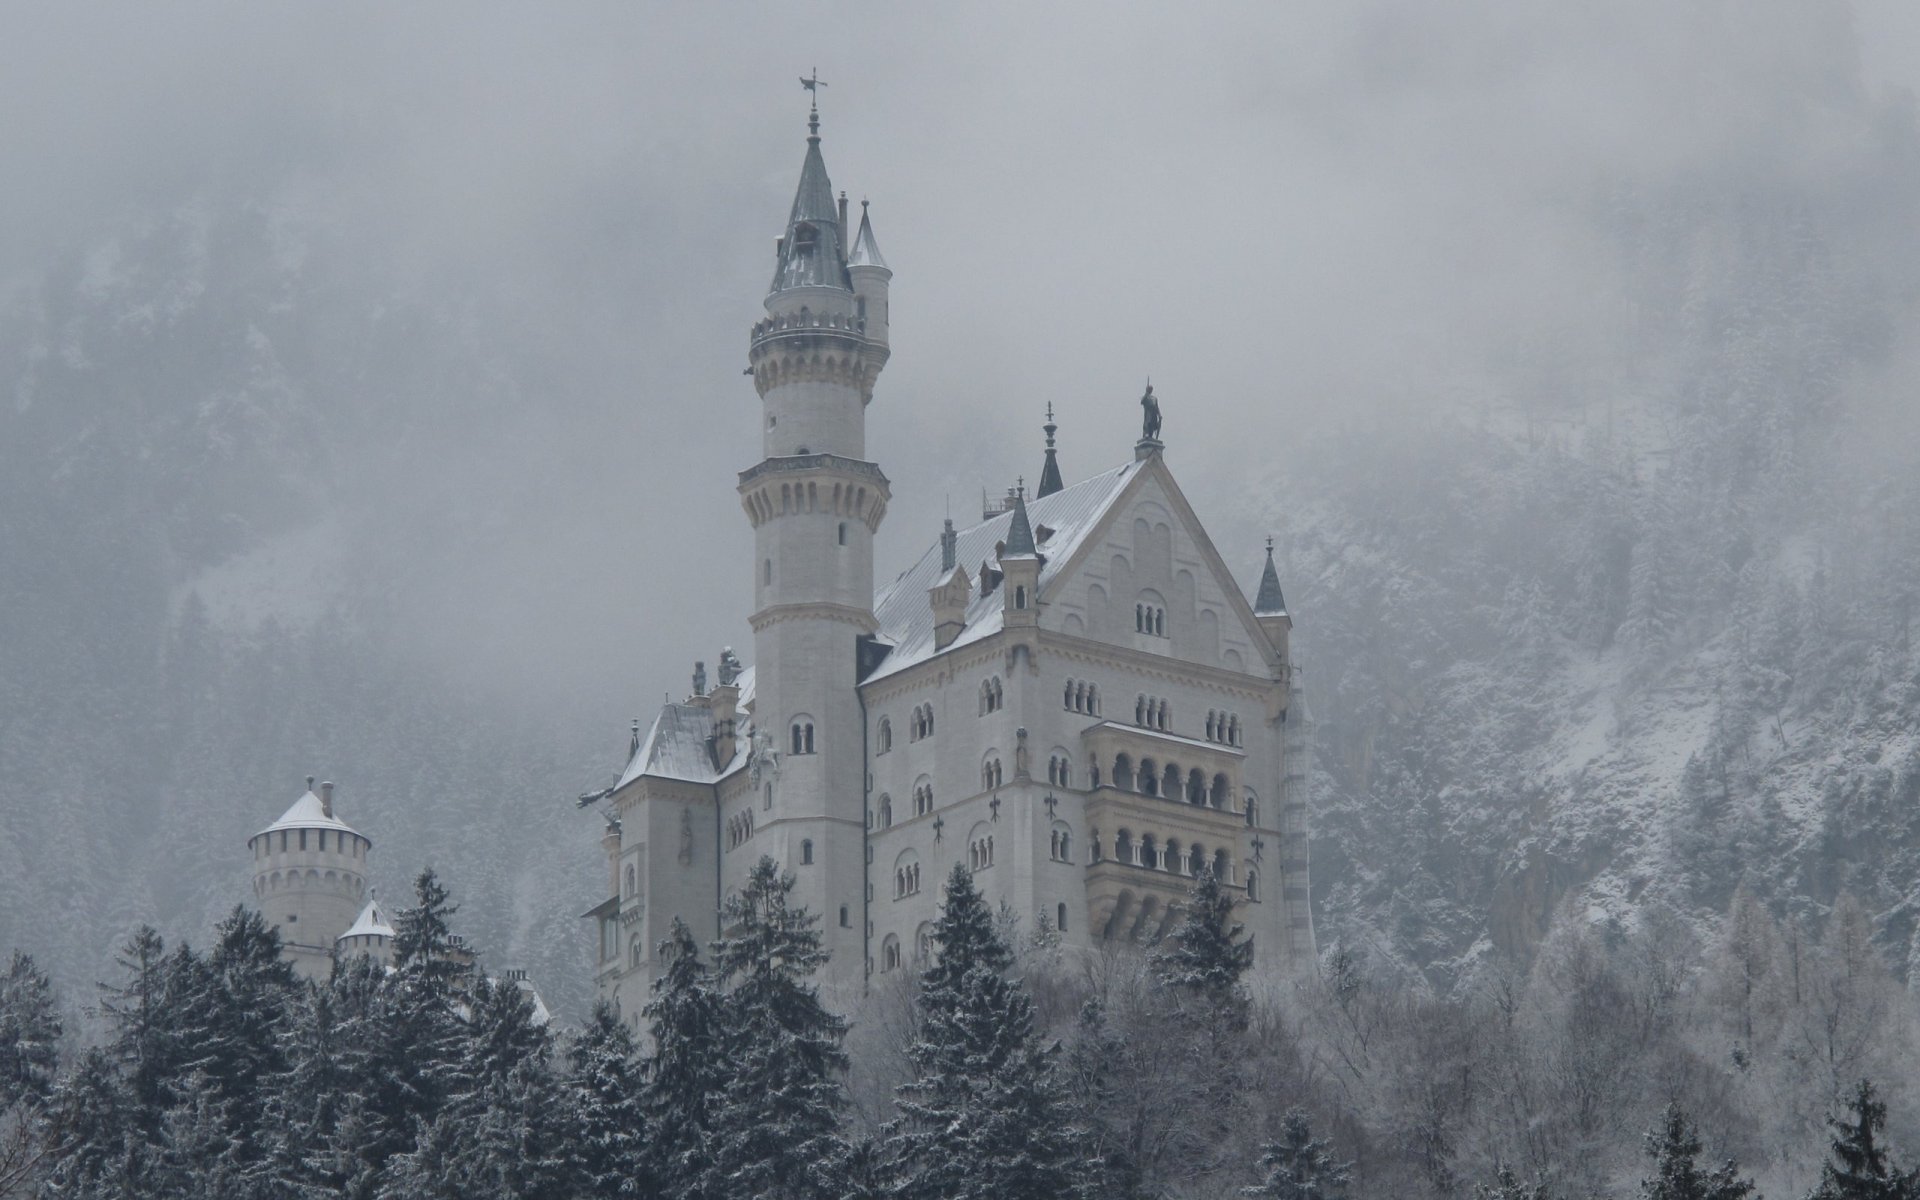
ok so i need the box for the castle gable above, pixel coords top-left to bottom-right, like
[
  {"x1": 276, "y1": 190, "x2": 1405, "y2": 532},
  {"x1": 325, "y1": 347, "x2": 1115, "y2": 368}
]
[{"x1": 616, "y1": 666, "x2": 755, "y2": 789}]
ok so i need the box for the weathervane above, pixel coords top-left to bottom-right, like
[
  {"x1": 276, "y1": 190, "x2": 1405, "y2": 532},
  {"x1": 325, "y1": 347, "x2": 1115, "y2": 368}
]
[{"x1": 801, "y1": 68, "x2": 827, "y2": 136}]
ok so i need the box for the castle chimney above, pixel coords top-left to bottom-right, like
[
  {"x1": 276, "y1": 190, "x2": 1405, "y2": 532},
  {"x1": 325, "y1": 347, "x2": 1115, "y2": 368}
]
[
  {"x1": 319, "y1": 781, "x2": 335, "y2": 819},
  {"x1": 838, "y1": 190, "x2": 849, "y2": 236},
  {"x1": 940, "y1": 518, "x2": 957, "y2": 573}
]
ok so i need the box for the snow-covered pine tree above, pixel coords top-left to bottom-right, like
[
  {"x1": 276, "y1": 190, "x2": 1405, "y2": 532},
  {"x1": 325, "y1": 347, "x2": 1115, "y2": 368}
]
[
  {"x1": 886, "y1": 862, "x2": 1084, "y2": 1200},
  {"x1": 151, "y1": 1069, "x2": 249, "y2": 1200},
  {"x1": 97, "y1": 927, "x2": 178, "y2": 1137},
  {"x1": 1244, "y1": 1109, "x2": 1351, "y2": 1200},
  {"x1": 0, "y1": 950, "x2": 61, "y2": 1109},
  {"x1": 443, "y1": 974, "x2": 576, "y2": 1200},
  {"x1": 1638, "y1": 1104, "x2": 1754, "y2": 1200},
  {"x1": 703, "y1": 856, "x2": 849, "y2": 1200},
  {"x1": 1058, "y1": 998, "x2": 1144, "y2": 1200},
  {"x1": 1152, "y1": 867, "x2": 1255, "y2": 1025},
  {"x1": 1808, "y1": 1080, "x2": 1920, "y2": 1200},
  {"x1": 39, "y1": 1047, "x2": 144, "y2": 1199},
  {"x1": 1473, "y1": 1163, "x2": 1561, "y2": 1200},
  {"x1": 255, "y1": 971, "x2": 366, "y2": 1200},
  {"x1": 567, "y1": 1002, "x2": 653, "y2": 1200},
  {"x1": 641, "y1": 920, "x2": 722, "y2": 1200},
  {"x1": 182, "y1": 906, "x2": 299, "y2": 1164}
]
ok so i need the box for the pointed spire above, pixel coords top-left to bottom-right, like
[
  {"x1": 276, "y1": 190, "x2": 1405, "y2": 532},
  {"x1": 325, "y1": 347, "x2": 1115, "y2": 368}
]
[
  {"x1": 848, "y1": 199, "x2": 888, "y2": 270},
  {"x1": 1036, "y1": 402, "x2": 1064, "y2": 497},
  {"x1": 1254, "y1": 536, "x2": 1288, "y2": 616},
  {"x1": 769, "y1": 99, "x2": 850, "y2": 295},
  {"x1": 1002, "y1": 488, "x2": 1039, "y2": 559}
]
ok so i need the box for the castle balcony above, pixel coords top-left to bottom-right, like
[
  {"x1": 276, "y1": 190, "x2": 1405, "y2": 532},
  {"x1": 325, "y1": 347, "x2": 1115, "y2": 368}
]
[{"x1": 1084, "y1": 851, "x2": 1251, "y2": 944}]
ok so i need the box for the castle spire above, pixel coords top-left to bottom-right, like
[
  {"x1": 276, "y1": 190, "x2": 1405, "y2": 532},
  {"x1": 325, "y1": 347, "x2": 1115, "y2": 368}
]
[
  {"x1": 1002, "y1": 488, "x2": 1039, "y2": 559},
  {"x1": 847, "y1": 199, "x2": 888, "y2": 270},
  {"x1": 1254, "y1": 536, "x2": 1288, "y2": 616},
  {"x1": 770, "y1": 76, "x2": 850, "y2": 296},
  {"x1": 1036, "y1": 402, "x2": 1064, "y2": 498}
]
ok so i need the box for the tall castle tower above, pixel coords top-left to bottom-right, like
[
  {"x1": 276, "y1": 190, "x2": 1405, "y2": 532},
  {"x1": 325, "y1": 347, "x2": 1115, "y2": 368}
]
[
  {"x1": 738, "y1": 97, "x2": 892, "y2": 990},
  {"x1": 248, "y1": 778, "x2": 373, "y2": 981}
]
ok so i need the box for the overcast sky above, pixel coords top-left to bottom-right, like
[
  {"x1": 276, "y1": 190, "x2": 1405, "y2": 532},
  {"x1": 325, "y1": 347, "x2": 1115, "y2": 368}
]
[{"x1": 5, "y1": 2, "x2": 1917, "y2": 733}]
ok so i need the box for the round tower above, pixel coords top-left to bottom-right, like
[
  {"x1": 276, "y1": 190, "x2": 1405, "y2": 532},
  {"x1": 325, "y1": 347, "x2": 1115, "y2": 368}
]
[
  {"x1": 336, "y1": 891, "x2": 395, "y2": 968},
  {"x1": 738, "y1": 100, "x2": 891, "y2": 991},
  {"x1": 248, "y1": 778, "x2": 370, "y2": 981}
]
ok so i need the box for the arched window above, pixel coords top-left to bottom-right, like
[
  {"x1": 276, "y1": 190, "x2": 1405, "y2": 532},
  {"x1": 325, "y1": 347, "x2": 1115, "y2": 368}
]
[
  {"x1": 764, "y1": 783, "x2": 774, "y2": 810},
  {"x1": 1116, "y1": 828, "x2": 1135, "y2": 865},
  {"x1": 1187, "y1": 843, "x2": 1205, "y2": 876},
  {"x1": 1245, "y1": 869, "x2": 1260, "y2": 902},
  {"x1": 1211, "y1": 773, "x2": 1229, "y2": 809},
  {"x1": 1214, "y1": 848, "x2": 1231, "y2": 881},
  {"x1": 1087, "y1": 684, "x2": 1098, "y2": 715},
  {"x1": 915, "y1": 924, "x2": 933, "y2": 963},
  {"x1": 1229, "y1": 716, "x2": 1240, "y2": 745},
  {"x1": 1136, "y1": 694, "x2": 1147, "y2": 725},
  {"x1": 631, "y1": 936, "x2": 645, "y2": 969},
  {"x1": 1058, "y1": 902, "x2": 1069, "y2": 932},
  {"x1": 878, "y1": 795, "x2": 893, "y2": 828},
  {"x1": 1051, "y1": 821, "x2": 1073, "y2": 863},
  {"x1": 1113, "y1": 754, "x2": 1135, "y2": 792},
  {"x1": 1166, "y1": 839, "x2": 1182, "y2": 875},
  {"x1": 1141, "y1": 834, "x2": 1159, "y2": 870},
  {"x1": 1187, "y1": 768, "x2": 1207, "y2": 805},
  {"x1": 1157, "y1": 700, "x2": 1170, "y2": 730},
  {"x1": 882, "y1": 935, "x2": 901, "y2": 972},
  {"x1": 839, "y1": 904, "x2": 851, "y2": 928},
  {"x1": 1065, "y1": 680, "x2": 1076, "y2": 709},
  {"x1": 801, "y1": 839, "x2": 813, "y2": 865},
  {"x1": 623, "y1": 864, "x2": 635, "y2": 897},
  {"x1": 790, "y1": 720, "x2": 815, "y2": 755},
  {"x1": 837, "y1": 522, "x2": 848, "y2": 546},
  {"x1": 1139, "y1": 758, "x2": 1159, "y2": 797},
  {"x1": 877, "y1": 717, "x2": 892, "y2": 753},
  {"x1": 1245, "y1": 791, "x2": 1260, "y2": 827},
  {"x1": 895, "y1": 850, "x2": 921, "y2": 898}
]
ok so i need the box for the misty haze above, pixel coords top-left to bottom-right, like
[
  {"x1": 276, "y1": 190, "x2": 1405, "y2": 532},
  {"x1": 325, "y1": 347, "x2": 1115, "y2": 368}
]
[{"x1": 4, "y1": 4, "x2": 1920, "y2": 1198}]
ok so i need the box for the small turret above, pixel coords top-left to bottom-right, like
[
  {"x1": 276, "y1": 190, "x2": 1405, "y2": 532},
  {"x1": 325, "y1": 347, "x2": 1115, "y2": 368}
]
[
  {"x1": 336, "y1": 892, "x2": 395, "y2": 967},
  {"x1": 1000, "y1": 490, "x2": 1042, "y2": 628},
  {"x1": 1253, "y1": 537, "x2": 1292, "y2": 669},
  {"x1": 848, "y1": 199, "x2": 891, "y2": 349}
]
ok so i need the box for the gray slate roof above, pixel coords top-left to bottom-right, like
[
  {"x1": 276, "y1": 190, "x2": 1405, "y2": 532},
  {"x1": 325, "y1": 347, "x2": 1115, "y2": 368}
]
[
  {"x1": 1254, "y1": 545, "x2": 1288, "y2": 616},
  {"x1": 769, "y1": 137, "x2": 851, "y2": 294},
  {"x1": 847, "y1": 204, "x2": 887, "y2": 270},
  {"x1": 867, "y1": 461, "x2": 1140, "y2": 682},
  {"x1": 616, "y1": 667, "x2": 756, "y2": 788}
]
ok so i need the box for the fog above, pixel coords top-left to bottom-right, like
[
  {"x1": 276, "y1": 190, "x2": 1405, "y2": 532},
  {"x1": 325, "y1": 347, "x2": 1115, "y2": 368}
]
[{"x1": 4, "y1": 2, "x2": 1907, "y2": 722}]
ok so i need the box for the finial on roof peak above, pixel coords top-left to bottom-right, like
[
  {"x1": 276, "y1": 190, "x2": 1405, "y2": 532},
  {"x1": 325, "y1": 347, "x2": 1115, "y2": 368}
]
[
  {"x1": 801, "y1": 68, "x2": 826, "y2": 138},
  {"x1": 1037, "y1": 403, "x2": 1065, "y2": 497},
  {"x1": 306, "y1": 775, "x2": 315, "y2": 792}
]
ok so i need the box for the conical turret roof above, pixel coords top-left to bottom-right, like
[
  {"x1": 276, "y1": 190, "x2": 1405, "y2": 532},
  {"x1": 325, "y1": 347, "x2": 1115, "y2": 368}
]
[
  {"x1": 1001, "y1": 492, "x2": 1039, "y2": 559},
  {"x1": 339, "y1": 895, "x2": 394, "y2": 943},
  {"x1": 255, "y1": 788, "x2": 360, "y2": 840},
  {"x1": 769, "y1": 125, "x2": 851, "y2": 294},
  {"x1": 1254, "y1": 541, "x2": 1288, "y2": 616},
  {"x1": 847, "y1": 201, "x2": 888, "y2": 270}
]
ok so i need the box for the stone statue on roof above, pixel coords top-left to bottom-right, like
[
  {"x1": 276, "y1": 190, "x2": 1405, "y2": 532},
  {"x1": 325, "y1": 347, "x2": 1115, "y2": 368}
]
[
  {"x1": 717, "y1": 646, "x2": 743, "y2": 686},
  {"x1": 1140, "y1": 383, "x2": 1162, "y2": 441}
]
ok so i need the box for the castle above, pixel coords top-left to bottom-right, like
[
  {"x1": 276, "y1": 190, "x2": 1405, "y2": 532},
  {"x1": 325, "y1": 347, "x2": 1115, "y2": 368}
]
[{"x1": 584, "y1": 99, "x2": 1312, "y2": 1020}]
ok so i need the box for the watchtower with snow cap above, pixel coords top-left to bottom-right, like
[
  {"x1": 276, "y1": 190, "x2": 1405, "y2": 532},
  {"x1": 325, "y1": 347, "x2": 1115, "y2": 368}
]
[{"x1": 248, "y1": 776, "x2": 371, "y2": 981}]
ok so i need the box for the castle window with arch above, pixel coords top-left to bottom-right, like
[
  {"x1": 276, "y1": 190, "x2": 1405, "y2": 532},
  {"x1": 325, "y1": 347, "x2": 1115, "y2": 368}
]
[
  {"x1": 1245, "y1": 869, "x2": 1260, "y2": 902},
  {"x1": 981, "y1": 758, "x2": 1003, "y2": 791},
  {"x1": 1048, "y1": 755, "x2": 1071, "y2": 787},
  {"x1": 790, "y1": 720, "x2": 815, "y2": 755},
  {"x1": 877, "y1": 794, "x2": 893, "y2": 829},
  {"x1": 979, "y1": 677, "x2": 1003, "y2": 715},
  {"x1": 838, "y1": 522, "x2": 848, "y2": 546},
  {"x1": 1058, "y1": 903, "x2": 1069, "y2": 933},
  {"x1": 881, "y1": 934, "x2": 901, "y2": 972},
  {"x1": 623, "y1": 865, "x2": 635, "y2": 898},
  {"x1": 877, "y1": 717, "x2": 892, "y2": 754},
  {"x1": 915, "y1": 924, "x2": 932, "y2": 964},
  {"x1": 839, "y1": 904, "x2": 850, "y2": 928},
  {"x1": 1014, "y1": 585, "x2": 1028, "y2": 609},
  {"x1": 1065, "y1": 680, "x2": 1100, "y2": 714},
  {"x1": 894, "y1": 852, "x2": 922, "y2": 899},
  {"x1": 969, "y1": 831, "x2": 995, "y2": 872},
  {"x1": 801, "y1": 839, "x2": 813, "y2": 865}
]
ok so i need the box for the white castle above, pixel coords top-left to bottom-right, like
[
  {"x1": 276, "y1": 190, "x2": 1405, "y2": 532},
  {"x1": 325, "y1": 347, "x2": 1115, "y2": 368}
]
[
  {"x1": 249, "y1": 778, "x2": 394, "y2": 980},
  {"x1": 585, "y1": 100, "x2": 1313, "y2": 1019}
]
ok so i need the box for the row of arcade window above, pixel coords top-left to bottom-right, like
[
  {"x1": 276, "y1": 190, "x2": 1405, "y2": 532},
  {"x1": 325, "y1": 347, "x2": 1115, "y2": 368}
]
[
  {"x1": 1135, "y1": 695, "x2": 1172, "y2": 731},
  {"x1": 981, "y1": 759, "x2": 1004, "y2": 791},
  {"x1": 1048, "y1": 827, "x2": 1073, "y2": 862},
  {"x1": 256, "y1": 829, "x2": 364, "y2": 857},
  {"x1": 789, "y1": 721, "x2": 816, "y2": 755},
  {"x1": 909, "y1": 704, "x2": 935, "y2": 740},
  {"x1": 1047, "y1": 755, "x2": 1072, "y2": 787},
  {"x1": 1063, "y1": 679, "x2": 1101, "y2": 714},
  {"x1": 726, "y1": 809, "x2": 754, "y2": 850},
  {"x1": 1135, "y1": 603, "x2": 1167, "y2": 636},
  {"x1": 1205, "y1": 710, "x2": 1243, "y2": 746},
  {"x1": 894, "y1": 860, "x2": 922, "y2": 899},
  {"x1": 1095, "y1": 830, "x2": 1256, "y2": 897},
  {"x1": 1110, "y1": 754, "x2": 1234, "y2": 810},
  {"x1": 968, "y1": 834, "x2": 995, "y2": 871},
  {"x1": 979, "y1": 677, "x2": 1004, "y2": 714}
]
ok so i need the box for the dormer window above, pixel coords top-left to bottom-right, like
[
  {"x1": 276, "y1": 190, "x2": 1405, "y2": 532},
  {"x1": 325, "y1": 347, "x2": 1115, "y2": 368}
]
[{"x1": 791, "y1": 222, "x2": 820, "y2": 255}]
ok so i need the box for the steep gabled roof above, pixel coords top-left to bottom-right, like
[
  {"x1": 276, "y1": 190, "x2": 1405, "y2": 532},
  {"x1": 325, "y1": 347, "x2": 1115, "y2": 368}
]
[
  {"x1": 616, "y1": 667, "x2": 756, "y2": 788},
  {"x1": 867, "y1": 462, "x2": 1140, "y2": 681}
]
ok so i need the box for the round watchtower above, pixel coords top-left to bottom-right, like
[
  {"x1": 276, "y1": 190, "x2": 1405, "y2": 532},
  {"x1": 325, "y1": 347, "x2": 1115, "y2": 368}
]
[
  {"x1": 248, "y1": 778, "x2": 370, "y2": 981},
  {"x1": 336, "y1": 892, "x2": 395, "y2": 968}
]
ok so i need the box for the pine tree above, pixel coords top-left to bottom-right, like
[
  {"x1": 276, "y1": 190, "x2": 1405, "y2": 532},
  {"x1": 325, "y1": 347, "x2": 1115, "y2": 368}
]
[
  {"x1": 40, "y1": 1047, "x2": 145, "y2": 1199},
  {"x1": 886, "y1": 863, "x2": 1083, "y2": 1200},
  {"x1": 1639, "y1": 1103, "x2": 1755, "y2": 1200},
  {"x1": 1245, "y1": 1109, "x2": 1350, "y2": 1200},
  {"x1": 1152, "y1": 867, "x2": 1255, "y2": 1024},
  {"x1": 256, "y1": 974, "x2": 364, "y2": 1200},
  {"x1": 1058, "y1": 999, "x2": 1144, "y2": 1200},
  {"x1": 151, "y1": 1069, "x2": 249, "y2": 1200},
  {"x1": 641, "y1": 920, "x2": 722, "y2": 1200},
  {"x1": 187, "y1": 906, "x2": 299, "y2": 1162},
  {"x1": 97, "y1": 927, "x2": 178, "y2": 1135},
  {"x1": 567, "y1": 1002, "x2": 653, "y2": 1200},
  {"x1": 1474, "y1": 1163, "x2": 1560, "y2": 1200},
  {"x1": 0, "y1": 950, "x2": 61, "y2": 1109},
  {"x1": 703, "y1": 856, "x2": 849, "y2": 1200},
  {"x1": 1808, "y1": 1080, "x2": 1920, "y2": 1200}
]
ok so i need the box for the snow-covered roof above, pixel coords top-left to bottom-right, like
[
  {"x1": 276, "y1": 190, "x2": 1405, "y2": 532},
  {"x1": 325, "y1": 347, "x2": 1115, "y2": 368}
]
[
  {"x1": 866, "y1": 461, "x2": 1141, "y2": 683},
  {"x1": 254, "y1": 789, "x2": 361, "y2": 840},
  {"x1": 616, "y1": 667, "x2": 756, "y2": 789},
  {"x1": 770, "y1": 132, "x2": 851, "y2": 295},
  {"x1": 515, "y1": 977, "x2": 551, "y2": 1027},
  {"x1": 338, "y1": 896, "x2": 394, "y2": 942}
]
